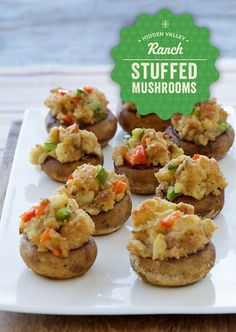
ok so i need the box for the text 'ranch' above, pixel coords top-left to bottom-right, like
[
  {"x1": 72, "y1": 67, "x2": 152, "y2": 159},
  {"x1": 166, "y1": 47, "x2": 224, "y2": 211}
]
[{"x1": 131, "y1": 42, "x2": 198, "y2": 94}]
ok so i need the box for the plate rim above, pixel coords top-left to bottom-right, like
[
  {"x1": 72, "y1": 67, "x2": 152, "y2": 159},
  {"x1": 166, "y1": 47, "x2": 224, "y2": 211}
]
[{"x1": 0, "y1": 107, "x2": 236, "y2": 315}]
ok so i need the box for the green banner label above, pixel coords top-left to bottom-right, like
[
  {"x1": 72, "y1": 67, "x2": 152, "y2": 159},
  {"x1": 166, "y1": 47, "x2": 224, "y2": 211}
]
[{"x1": 111, "y1": 9, "x2": 219, "y2": 119}]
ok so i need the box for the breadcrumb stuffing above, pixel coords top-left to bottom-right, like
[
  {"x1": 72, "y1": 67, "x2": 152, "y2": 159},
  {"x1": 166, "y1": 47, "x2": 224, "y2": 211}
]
[
  {"x1": 127, "y1": 197, "x2": 217, "y2": 260},
  {"x1": 57, "y1": 164, "x2": 130, "y2": 215},
  {"x1": 171, "y1": 99, "x2": 229, "y2": 146},
  {"x1": 45, "y1": 87, "x2": 108, "y2": 125},
  {"x1": 155, "y1": 155, "x2": 227, "y2": 200},
  {"x1": 30, "y1": 124, "x2": 102, "y2": 164},
  {"x1": 113, "y1": 129, "x2": 183, "y2": 167},
  {"x1": 19, "y1": 194, "x2": 95, "y2": 257}
]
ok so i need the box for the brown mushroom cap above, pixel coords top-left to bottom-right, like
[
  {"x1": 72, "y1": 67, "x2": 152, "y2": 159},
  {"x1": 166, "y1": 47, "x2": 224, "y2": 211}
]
[
  {"x1": 92, "y1": 194, "x2": 132, "y2": 235},
  {"x1": 172, "y1": 189, "x2": 225, "y2": 219},
  {"x1": 114, "y1": 163, "x2": 160, "y2": 195},
  {"x1": 118, "y1": 106, "x2": 170, "y2": 134},
  {"x1": 130, "y1": 242, "x2": 216, "y2": 287},
  {"x1": 166, "y1": 125, "x2": 235, "y2": 160},
  {"x1": 41, "y1": 154, "x2": 103, "y2": 183},
  {"x1": 20, "y1": 236, "x2": 97, "y2": 279}
]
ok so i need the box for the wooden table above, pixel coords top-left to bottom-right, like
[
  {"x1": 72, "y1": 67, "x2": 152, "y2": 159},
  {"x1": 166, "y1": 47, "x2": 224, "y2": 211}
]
[
  {"x1": 1, "y1": 312, "x2": 236, "y2": 331},
  {"x1": 0, "y1": 63, "x2": 236, "y2": 330}
]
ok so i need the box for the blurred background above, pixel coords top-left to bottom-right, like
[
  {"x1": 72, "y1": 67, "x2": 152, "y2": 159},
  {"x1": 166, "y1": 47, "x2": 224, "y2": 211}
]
[{"x1": 0, "y1": 0, "x2": 235, "y2": 66}]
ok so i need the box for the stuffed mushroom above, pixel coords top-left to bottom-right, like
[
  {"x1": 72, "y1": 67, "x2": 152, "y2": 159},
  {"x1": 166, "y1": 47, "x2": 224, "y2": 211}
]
[
  {"x1": 166, "y1": 99, "x2": 235, "y2": 160},
  {"x1": 45, "y1": 87, "x2": 117, "y2": 146},
  {"x1": 127, "y1": 197, "x2": 217, "y2": 287},
  {"x1": 112, "y1": 128, "x2": 183, "y2": 195},
  {"x1": 30, "y1": 124, "x2": 103, "y2": 183},
  {"x1": 155, "y1": 154, "x2": 227, "y2": 218},
  {"x1": 118, "y1": 101, "x2": 171, "y2": 134},
  {"x1": 19, "y1": 193, "x2": 97, "y2": 279},
  {"x1": 56, "y1": 164, "x2": 132, "y2": 235}
]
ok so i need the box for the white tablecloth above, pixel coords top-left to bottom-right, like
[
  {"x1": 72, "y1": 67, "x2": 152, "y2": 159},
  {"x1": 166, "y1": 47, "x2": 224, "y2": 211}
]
[{"x1": 0, "y1": 60, "x2": 236, "y2": 161}]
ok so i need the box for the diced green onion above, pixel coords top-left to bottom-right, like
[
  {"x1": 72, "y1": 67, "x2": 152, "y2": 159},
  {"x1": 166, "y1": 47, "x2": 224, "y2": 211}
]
[
  {"x1": 167, "y1": 163, "x2": 178, "y2": 172},
  {"x1": 123, "y1": 134, "x2": 130, "y2": 144},
  {"x1": 94, "y1": 108, "x2": 106, "y2": 121},
  {"x1": 55, "y1": 207, "x2": 71, "y2": 221},
  {"x1": 218, "y1": 121, "x2": 229, "y2": 130},
  {"x1": 167, "y1": 186, "x2": 179, "y2": 201},
  {"x1": 132, "y1": 128, "x2": 145, "y2": 140},
  {"x1": 76, "y1": 89, "x2": 87, "y2": 97},
  {"x1": 44, "y1": 142, "x2": 58, "y2": 152},
  {"x1": 95, "y1": 166, "x2": 108, "y2": 185},
  {"x1": 90, "y1": 101, "x2": 106, "y2": 121},
  {"x1": 90, "y1": 101, "x2": 101, "y2": 111}
]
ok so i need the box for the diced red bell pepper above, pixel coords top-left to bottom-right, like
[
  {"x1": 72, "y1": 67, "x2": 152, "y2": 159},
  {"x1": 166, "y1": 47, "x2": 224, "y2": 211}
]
[
  {"x1": 113, "y1": 181, "x2": 127, "y2": 194},
  {"x1": 65, "y1": 113, "x2": 73, "y2": 124},
  {"x1": 125, "y1": 145, "x2": 147, "y2": 166},
  {"x1": 160, "y1": 210, "x2": 183, "y2": 228},
  {"x1": 52, "y1": 248, "x2": 63, "y2": 257},
  {"x1": 68, "y1": 174, "x2": 74, "y2": 180},
  {"x1": 57, "y1": 89, "x2": 68, "y2": 96},
  {"x1": 20, "y1": 206, "x2": 37, "y2": 223},
  {"x1": 84, "y1": 86, "x2": 93, "y2": 94},
  {"x1": 40, "y1": 228, "x2": 52, "y2": 244},
  {"x1": 35, "y1": 200, "x2": 49, "y2": 217},
  {"x1": 193, "y1": 154, "x2": 201, "y2": 160}
]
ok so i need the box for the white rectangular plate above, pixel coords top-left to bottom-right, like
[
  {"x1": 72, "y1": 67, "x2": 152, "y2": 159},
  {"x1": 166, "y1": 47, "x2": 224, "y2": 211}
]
[{"x1": 0, "y1": 107, "x2": 236, "y2": 315}]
